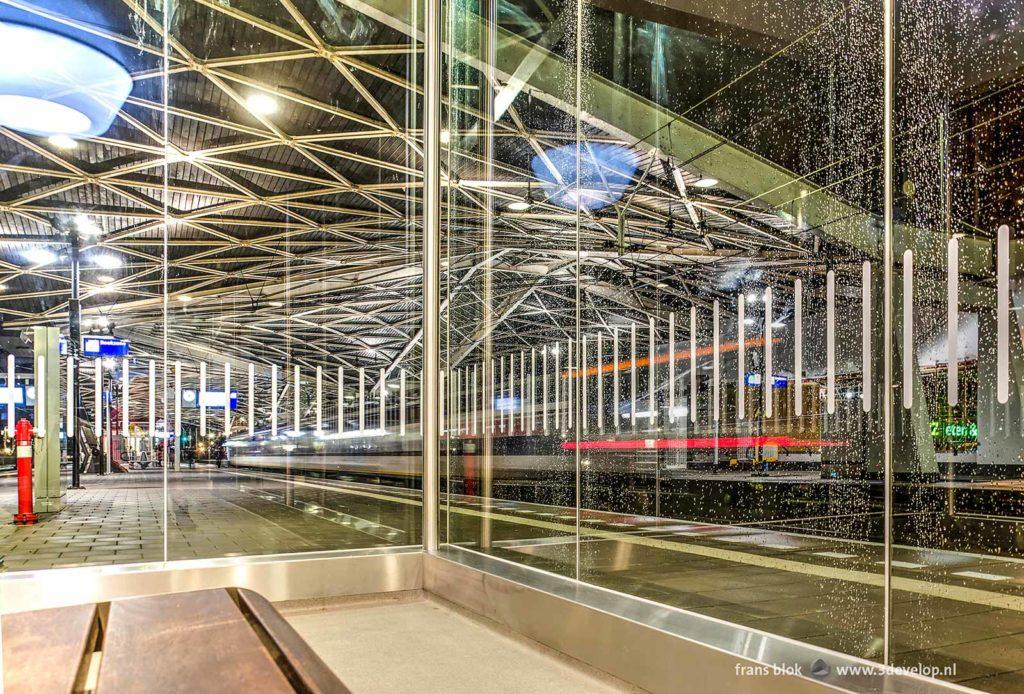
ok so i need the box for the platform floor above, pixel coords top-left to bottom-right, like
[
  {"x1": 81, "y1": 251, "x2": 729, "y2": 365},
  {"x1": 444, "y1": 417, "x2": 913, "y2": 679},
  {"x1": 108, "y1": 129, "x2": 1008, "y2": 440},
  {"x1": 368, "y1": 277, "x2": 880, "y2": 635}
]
[
  {"x1": 282, "y1": 593, "x2": 639, "y2": 694},
  {"x1": 3, "y1": 469, "x2": 1024, "y2": 690},
  {"x1": 0, "y1": 469, "x2": 419, "y2": 570}
]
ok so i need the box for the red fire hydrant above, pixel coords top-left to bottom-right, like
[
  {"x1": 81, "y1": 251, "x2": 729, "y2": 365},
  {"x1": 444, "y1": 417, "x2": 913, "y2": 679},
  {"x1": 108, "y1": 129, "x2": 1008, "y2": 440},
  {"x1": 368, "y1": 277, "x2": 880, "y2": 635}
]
[{"x1": 13, "y1": 417, "x2": 37, "y2": 525}]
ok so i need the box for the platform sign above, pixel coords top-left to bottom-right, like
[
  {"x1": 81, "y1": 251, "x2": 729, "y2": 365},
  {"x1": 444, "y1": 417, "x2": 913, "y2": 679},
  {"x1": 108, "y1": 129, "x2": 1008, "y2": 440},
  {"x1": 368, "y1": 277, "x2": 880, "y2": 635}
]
[
  {"x1": 0, "y1": 386, "x2": 27, "y2": 405},
  {"x1": 182, "y1": 388, "x2": 238, "y2": 410},
  {"x1": 59, "y1": 336, "x2": 130, "y2": 357},
  {"x1": 494, "y1": 396, "x2": 521, "y2": 412},
  {"x1": 744, "y1": 374, "x2": 788, "y2": 388}
]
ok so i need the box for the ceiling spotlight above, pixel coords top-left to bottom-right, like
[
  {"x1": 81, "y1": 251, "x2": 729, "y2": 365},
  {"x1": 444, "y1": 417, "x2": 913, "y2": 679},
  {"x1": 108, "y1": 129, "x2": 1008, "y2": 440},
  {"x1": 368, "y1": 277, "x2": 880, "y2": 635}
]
[
  {"x1": 506, "y1": 199, "x2": 531, "y2": 211},
  {"x1": 746, "y1": 292, "x2": 759, "y2": 302},
  {"x1": 245, "y1": 93, "x2": 278, "y2": 116},
  {"x1": 74, "y1": 215, "x2": 101, "y2": 237},
  {"x1": 95, "y1": 316, "x2": 110, "y2": 328},
  {"x1": 0, "y1": 283, "x2": 6, "y2": 291},
  {"x1": 179, "y1": 294, "x2": 193, "y2": 302},
  {"x1": 97, "y1": 274, "x2": 115, "y2": 283},
  {"x1": 48, "y1": 134, "x2": 77, "y2": 150},
  {"x1": 439, "y1": 129, "x2": 451, "y2": 144},
  {"x1": 95, "y1": 283, "x2": 117, "y2": 294},
  {"x1": 267, "y1": 300, "x2": 284, "y2": 308},
  {"x1": 0, "y1": 23, "x2": 131, "y2": 138},
  {"x1": 24, "y1": 247, "x2": 57, "y2": 266},
  {"x1": 91, "y1": 253, "x2": 122, "y2": 269},
  {"x1": 693, "y1": 177, "x2": 719, "y2": 188}
]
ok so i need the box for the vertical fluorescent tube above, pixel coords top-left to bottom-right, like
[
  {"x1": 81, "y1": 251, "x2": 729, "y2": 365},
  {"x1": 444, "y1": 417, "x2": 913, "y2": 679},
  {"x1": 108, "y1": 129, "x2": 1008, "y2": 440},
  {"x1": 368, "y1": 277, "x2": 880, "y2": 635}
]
[
  {"x1": 94, "y1": 358, "x2": 102, "y2": 438},
  {"x1": 582, "y1": 335, "x2": 588, "y2": 433},
  {"x1": 66, "y1": 355, "x2": 74, "y2": 436},
  {"x1": 490, "y1": 358, "x2": 496, "y2": 433},
  {"x1": 826, "y1": 271, "x2": 835, "y2": 415},
  {"x1": 597, "y1": 333, "x2": 604, "y2": 432},
  {"x1": 668, "y1": 312, "x2": 675, "y2": 422},
  {"x1": 247, "y1": 363, "x2": 254, "y2": 437},
  {"x1": 174, "y1": 361, "x2": 181, "y2": 437},
  {"x1": 222, "y1": 362, "x2": 229, "y2": 438},
  {"x1": 553, "y1": 347, "x2": 560, "y2": 431},
  {"x1": 270, "y1": 364, "x2": 278, "y2": 436},
  {"x1": 947, "y1": 240, "x2": 959, "y2": 407},
  {"x1": 472, "y1": 364, "x2": 478, "y2": 435},
  {"x1": 337, "y1": 367, "x2": 344, "y2": 433},
  {"x1": 358, "y1": 366, "x2": 365, "y2": 430},
  {"x1": 567, "y1": 341, "x2": 573, "y2": 430},
  {"x1": 294, "y1": 365, "x2": 301, "y2": 434},
  {"x1": 904, "y1": 249, "x2": 915, "y2": 409},
  {"x1": 500, "y1": 356, "x2": 506, "y2": 432},
  {"x1": 379, "y1": 368, "x2": 386, "y2": 431},
  {"x1": 199, "y1": 361, "x2": 207, "y2": 436},
  {"x1": 520, "y1": 351, "x2": 526, "y2": 431},
  {"x1": 613, "y1": 327, "x2": 620, "y2": 431},
  {"x1": 509, "y1": 354, "x2": 516, "y2": 432},
  {"x1": 998, "y1": 225, "x2": 1009, "y2": 404},
  {"x1": 630, "y1": 324, "x2": 637, "y2": 427},
  {"x1": 7, "y1": 354, "x2": 14, "y2": 433},
  {"x1": 480, "y1": 362, "x2": 486, "y2": 434},
  {"x1": 862, "y1": 261, "x2": 872, "y2": 413},
  {"x1": 713, "y1": 301, "x2": 720, "y2": 422},
  {"x1": 794, "y1": 280, "x2": 803, "y2": 417},
  {"x1": 542, "y1": 346, "x2": 549, "y2": 433},
  {"x1": 738, "y1": 295, "x2": 745, "y2": 420},
  {"x1": 690, "y1": 305, "x2": 697, "y2": 424},
  {"x1": 148, "y1": 359, "x2": 155, "y2": 437},
  {"x1": 121, "y1": 358, "x2": 129, "y2": 436},
  {"x1": 530, "y1": 349, "x2": 536, "y2": 432},
  {"x1": 400, "y1": 368, "x2": 406, "y2": 436},
  {"x1": 36, "y1": 355, "x2": 45, "y2": 435},
  {"x1": 648, "y1": 318, "x2": 655, "y2": 425},
  {"x1": 439, "y1": 370, "x2": 445, "y2": 433},
  {"x1": 315, "y1": 366, "x2": 323, "y2": 433},
  {"x1": 765, "y1": 287, "x2": 773, "y2": 418}
]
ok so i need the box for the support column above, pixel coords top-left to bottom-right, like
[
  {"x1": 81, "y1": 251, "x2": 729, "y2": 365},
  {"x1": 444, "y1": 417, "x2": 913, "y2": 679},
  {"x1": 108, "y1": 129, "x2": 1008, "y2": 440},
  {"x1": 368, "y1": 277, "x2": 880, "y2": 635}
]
[{"x1": 33, "y1": 326, "x2": 64, "y2": 513}]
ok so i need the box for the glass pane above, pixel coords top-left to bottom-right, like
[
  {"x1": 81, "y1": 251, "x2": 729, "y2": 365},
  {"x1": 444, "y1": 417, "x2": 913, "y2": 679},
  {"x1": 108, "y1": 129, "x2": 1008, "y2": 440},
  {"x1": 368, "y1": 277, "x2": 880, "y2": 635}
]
[
  {"x1": 160, "y1": 0, "x2": 422, "y2": 561},
  {"x1": 440, "y1": 0, "x2": 582, "y2": 571},
  {"x1": 0, "y1": 0, "x2": 167, "y2": 570},
  {"x1": 572, "y1": 0, "x2": 886, "y2": 658},
  {"x1": 893, "y1": 2, "x2": 1024, "y2": 688}
]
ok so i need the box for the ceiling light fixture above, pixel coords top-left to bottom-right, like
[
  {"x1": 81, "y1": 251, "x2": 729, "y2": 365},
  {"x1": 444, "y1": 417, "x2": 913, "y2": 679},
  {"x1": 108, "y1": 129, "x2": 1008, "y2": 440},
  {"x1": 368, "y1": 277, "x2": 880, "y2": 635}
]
[
  {"x1": 97, "y1": 274, "x2": 115, "y2": 283},
  {"x1": 24, "y1": 247, "x2": 57, "y2": 266},
  {"x1": 439, "y1": 129, "x2": 451, "y2": 144},
  {"x1": 267, "y1": 300, "x2": 284, "y2": 308},
  {"x1": 693, "y1": 177, "x2": 719, "y2": 188},
  {"x1": 91, "y1": 253, "x2": 122, "y2": 269},
  {"x1": 48, "y1": 134, "x2": 77, "y2": 149},
  {"x1": 74, "y1": 215, "x2": 101, "y2": 237},
  {"x1": 179, "y1": 294, "x2": 193, "y2": 302},
  {"x1": 245, "y1": 93, "x2": 278, "y2": 116},
  {"x1": 0, "y1": 21, "x2": 131, "y2": 138}
]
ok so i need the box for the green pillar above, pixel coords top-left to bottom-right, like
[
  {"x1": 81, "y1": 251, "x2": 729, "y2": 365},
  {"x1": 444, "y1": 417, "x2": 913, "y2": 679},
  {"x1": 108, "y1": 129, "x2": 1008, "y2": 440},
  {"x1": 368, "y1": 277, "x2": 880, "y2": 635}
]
[{"x1": 33, "y1": 326, "x2": 64, "y2": 514}]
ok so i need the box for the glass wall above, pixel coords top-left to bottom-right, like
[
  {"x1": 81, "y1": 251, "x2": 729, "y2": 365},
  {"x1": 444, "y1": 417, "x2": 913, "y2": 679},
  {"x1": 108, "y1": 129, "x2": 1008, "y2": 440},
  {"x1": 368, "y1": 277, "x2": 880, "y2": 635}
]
[
  {"x1": 0, "y1": 0, "x2": 422, "y2": 572},
  {"x1": 438, "y1": 0, "x2": 1024, "y2": 688}
]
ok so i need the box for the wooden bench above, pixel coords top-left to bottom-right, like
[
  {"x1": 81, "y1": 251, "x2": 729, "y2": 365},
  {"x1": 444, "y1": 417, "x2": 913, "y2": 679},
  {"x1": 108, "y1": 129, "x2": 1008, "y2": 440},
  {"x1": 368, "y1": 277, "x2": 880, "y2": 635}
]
[{"x1": 2, "y1": 588, "x2": 349, "y2": 693}]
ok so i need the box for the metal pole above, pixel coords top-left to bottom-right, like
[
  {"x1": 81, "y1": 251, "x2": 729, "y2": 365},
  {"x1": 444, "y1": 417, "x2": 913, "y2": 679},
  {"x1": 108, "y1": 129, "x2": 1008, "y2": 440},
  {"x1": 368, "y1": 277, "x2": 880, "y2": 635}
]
[
  {"x1": 882, "y1": 0, "x2": 895, "y2": 666},
  {"x1": 422, "y1": 0, "x2": 442, "y2": 554},
  {"x1": 68, "y1": 231, "x2": 84, "y2": 489}
]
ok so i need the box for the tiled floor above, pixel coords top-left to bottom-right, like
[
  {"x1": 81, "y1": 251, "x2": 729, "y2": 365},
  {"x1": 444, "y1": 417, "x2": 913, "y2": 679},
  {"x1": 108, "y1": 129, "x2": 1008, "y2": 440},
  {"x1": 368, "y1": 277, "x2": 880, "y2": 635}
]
[{"x1": 0, "y1": 469, "x2": 419, "y2": 571}]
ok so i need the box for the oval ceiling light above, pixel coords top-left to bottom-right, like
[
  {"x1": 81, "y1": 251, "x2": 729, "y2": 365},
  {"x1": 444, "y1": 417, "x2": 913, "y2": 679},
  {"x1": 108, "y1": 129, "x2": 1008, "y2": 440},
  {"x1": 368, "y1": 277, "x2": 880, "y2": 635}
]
[
  {"x1": 24, "y1": 247, "x2": 57, "y2": 266},
  {"x1": 91, "y1": 253, "x2": 122, "y2": 269},
  {"x1": 0, "y1": 19, "x2": 132, "y2": 138},
  {"x1": 693, "y1": 177, "x2": 719, "y2": 188},
  {"x1": 246, "y1": 93, "x2": 278, "y2": 116},
  {"x1": 531, "y1": 143, "x2": 638, "y2": 211}
]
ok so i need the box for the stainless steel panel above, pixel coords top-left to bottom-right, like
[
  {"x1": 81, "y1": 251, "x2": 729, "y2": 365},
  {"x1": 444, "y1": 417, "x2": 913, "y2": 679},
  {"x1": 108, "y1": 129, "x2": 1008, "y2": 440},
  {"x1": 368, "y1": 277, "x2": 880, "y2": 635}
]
[
  {"x1": 426, "y1": 547, "x2": 965, "y2": 694},
  {"x1": 0, "y1": 547, "x2": 422, "y2": 615}
]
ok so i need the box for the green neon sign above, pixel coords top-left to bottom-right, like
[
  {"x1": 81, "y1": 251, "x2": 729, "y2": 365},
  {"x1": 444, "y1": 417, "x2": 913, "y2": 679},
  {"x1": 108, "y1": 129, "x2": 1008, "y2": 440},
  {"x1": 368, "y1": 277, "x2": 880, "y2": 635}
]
[{"x1": 929, "y1": 421, "x2": 977, "y2": 441}]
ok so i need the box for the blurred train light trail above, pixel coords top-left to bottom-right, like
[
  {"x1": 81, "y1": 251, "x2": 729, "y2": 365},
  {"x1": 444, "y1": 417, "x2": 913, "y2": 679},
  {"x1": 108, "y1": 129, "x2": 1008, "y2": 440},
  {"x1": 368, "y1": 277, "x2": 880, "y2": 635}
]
[{"x1": 562, "y1": 436, "x2": 849, "y2": 451}]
